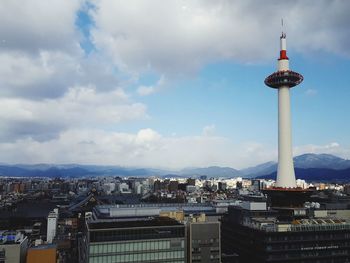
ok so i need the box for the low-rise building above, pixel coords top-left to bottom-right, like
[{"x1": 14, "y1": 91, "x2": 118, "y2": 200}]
[
  {"x1": 26, "y1": 244, "x2": 56, "y2": 263},
  {"x1": 0, "y1": 231, "x2": 28, "y2": 263}
]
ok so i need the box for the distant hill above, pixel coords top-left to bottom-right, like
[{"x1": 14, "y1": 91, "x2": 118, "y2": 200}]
[
  {"x1": 257, "y1": 167, "x2": 350, "y2": 182},
  {"x1": 0, "y1": 153, "x2": 349, "y2": 180},
  {"x1": 293, "y1": 153, "x2": 350, "y2": 170},
  {"x1": 241, "y1": 153, "x2": 350, "y2": 177},
  {"x1": 179, "y1": 166, "x2": 241, "y2": 178},
  {"x1": 0, "y1": 165, "x2": 97, "y2": 178},
  {"x1": 240, "y1": 161, "x2": 277, "y2": 178}
]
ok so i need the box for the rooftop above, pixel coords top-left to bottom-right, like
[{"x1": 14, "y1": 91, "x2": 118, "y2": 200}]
[
  {"x1": 0, "y1": 231, "x2": 26, "y2": 245},
  {"x1": 244, "y1": 217, "x2": 350, "y2": 233},
  {"x1": 87, "y1": 216, "x2": 183, "y2": 230}
]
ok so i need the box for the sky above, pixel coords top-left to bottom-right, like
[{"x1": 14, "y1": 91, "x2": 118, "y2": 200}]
[{"x1": 0, "y1": 0, "x2": 350, "y2": 169}]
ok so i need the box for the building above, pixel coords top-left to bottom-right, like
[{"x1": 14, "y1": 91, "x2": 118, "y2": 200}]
[
  {"x1": 168, "y1": 181, "x2": 179, "y2": 193},
  {"x1": 95, "y1": 203, "x2": 219, "y2": 221},
  {"x1": 26, "y1": 244, "x2": 57, "y2": 263},
  {"x1": 222, "y1": 204, "x2": 350, "y2": 263},
  {"x1": 0, "y1": 231, "x2": 28, "y2": 263},
  {"x1": 79, "y1": 207, "x2": 186, "y2": 263},
  {"x1": 47, "y1": 208, "x2": 58, "y2": 243},
  {"x1": 187, "y1": 215, "x2": 221, "y2": 263}
]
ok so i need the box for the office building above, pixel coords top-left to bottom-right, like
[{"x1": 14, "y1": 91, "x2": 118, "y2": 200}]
[
  {"x1": 222, "y1": 204, "x2": 350, "y2": 263},
  {"x1": 187, "y1": 215, "x2": 220, "y2": 263},
  {"x1": 79, "y1": 207, "x2": 186, "y2": 263}
]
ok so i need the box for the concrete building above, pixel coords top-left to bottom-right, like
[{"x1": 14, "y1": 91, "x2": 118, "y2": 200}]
[
  {"x1": 79, "y1": 207, "x2": 186, "y2": 263},
  {"x1": 222, "y1": 204, "x2": 350, "y2": 263},
  {"x1": 47, "y1": 208, "x2": 58, "y2": 243},
  {"x1": 0, "y1": 231, "x2": 28, "y2": 263},
  {"x1": 187, "y1": 215, "x2": 220, "y2": 263}
]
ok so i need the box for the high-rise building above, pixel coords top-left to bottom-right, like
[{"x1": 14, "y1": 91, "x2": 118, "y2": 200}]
[{"x1": 47, "y1": 208, "x2": 58, "y2": 243}]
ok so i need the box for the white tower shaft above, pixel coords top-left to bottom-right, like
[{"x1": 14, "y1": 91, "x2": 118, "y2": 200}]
[{"x1": 275, "y1": 49, "x2": 296, "y2": 188}]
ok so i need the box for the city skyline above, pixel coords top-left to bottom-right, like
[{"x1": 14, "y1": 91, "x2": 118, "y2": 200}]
[{"x1": 1, "y1": 1, "x2": 350, "y2": 169}]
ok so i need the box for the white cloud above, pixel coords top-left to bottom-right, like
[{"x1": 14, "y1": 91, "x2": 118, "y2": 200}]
[
  {"x1": 90, "y1": 0, "x2": 350, "y2": 75},
  {"x1": 305, "y1": 89, "x2": 318, "y2": 96},
  {"x1": 294, "y1": 142, "x2": 350, "y2": 159},
  {"x1": 0, "y1": 0, "x2": 82, "y2": 53},
  {"x1": 0, "y1": 51, "x2": 82, "y2": 98},
  {"x1": 0, "y1": 128, "x2": 277, "y2": 169},
  {"x1": 0, "y1": 124, "x2": 348, "y2": 169},
  {"x1": 136, "y1": 75, "x2": 166, "y2": 96},
  {"x1": 202, "y1": 124, "x2": 216, "y2": 137},
  {"x1": 0, "y1": 86, "x2": 147, "y2": 141}
]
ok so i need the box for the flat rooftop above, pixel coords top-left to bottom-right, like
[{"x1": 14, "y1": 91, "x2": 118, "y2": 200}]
[
  {"x1": 87, "y1": 216, "x2": 183, "y2": 230},
  {"x1": 245, "y1": 217, "x2": 350, "y2": 233}
]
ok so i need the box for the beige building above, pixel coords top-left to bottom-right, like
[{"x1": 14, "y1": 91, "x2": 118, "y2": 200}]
[{"x1": 0, "y1": 231, "x2": 28, "y2": 263}]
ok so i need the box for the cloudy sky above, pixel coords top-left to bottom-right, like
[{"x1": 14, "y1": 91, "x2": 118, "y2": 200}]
[{"x1": 0, "y1": 0, "x2": 350, "y2": 169}]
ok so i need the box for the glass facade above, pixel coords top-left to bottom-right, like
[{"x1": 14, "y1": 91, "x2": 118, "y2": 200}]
[
  {"x1": 89, "y1": 239, "x2": 185, "y2": 263},
  {"x1": 90, "y1": 226, "x2": 184, "y2": 242},
  {"x1": 84, "y1": 219, "x2": 186, "y2": 263}
]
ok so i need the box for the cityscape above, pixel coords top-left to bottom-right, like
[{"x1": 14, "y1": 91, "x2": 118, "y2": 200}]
[{"x1": 1, "y1": 1, "x2": 350, "y2": 263}]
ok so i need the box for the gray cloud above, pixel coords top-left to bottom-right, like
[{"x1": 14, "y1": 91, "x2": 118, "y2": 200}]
[
  {"x1": 0, "y1": 0, "x2": 81, "y2": 54},
  {"x1": 90, "y1": 0, "x2": 350, "y2": 75},
  {"x1": 0, "y1": 87, "x2": 147, "y2": 142}
]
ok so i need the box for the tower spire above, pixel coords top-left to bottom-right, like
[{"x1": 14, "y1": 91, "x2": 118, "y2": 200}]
[{"x1": 279, "y1": 20, "x2": 288, "y2": 60}]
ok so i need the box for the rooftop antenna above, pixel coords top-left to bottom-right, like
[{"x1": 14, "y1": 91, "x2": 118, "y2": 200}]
[{"x1": 281, "y1": 18, "x2": 286, "y2": 38}]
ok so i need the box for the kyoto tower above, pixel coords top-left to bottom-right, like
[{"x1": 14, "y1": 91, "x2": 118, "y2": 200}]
[{"x1": 264, "y1": 31, "x2": 303, "y2": 188}]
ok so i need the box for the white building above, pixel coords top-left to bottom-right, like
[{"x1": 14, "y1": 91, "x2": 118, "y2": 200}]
[{"x1": 46, "y1": 208, "x2": 58, "y2": 243}]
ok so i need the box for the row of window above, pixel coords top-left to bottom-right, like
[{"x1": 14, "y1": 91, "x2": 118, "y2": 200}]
[
  {"x1": 90, "y1": 227, "x2": 184, "y2": 242},
  {"x1": 268, "y1": 249, "x2": 349, "y2": 259},
  {"x1": 90, "y1": 240, "x2": 185, "y2": 254},
  {"x1": 267, "y1": 243, "x2": 350, "y2": 251},
  {"x1": 89, "y1": 251, "x2": 185, "y2": 263},
  {"x1": 266, "y1": 233, "x2": 350, "y2": 242}
]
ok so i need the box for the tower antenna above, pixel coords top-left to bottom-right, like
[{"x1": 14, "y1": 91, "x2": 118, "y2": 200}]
[{"x1": 281, "y1": 18, "x2": 286, "y2": 38}]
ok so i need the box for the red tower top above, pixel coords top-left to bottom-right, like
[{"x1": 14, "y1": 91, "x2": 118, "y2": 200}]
[{"x1": 279, "y1": 32, "x2": 288, "y2": 60}]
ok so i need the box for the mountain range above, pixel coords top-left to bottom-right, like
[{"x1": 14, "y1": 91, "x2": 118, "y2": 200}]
[
  {"x1": 0, "y1": 153, "x2": 349, "y2": 181},
  {"x1": 240, "y1": 153, "x2": 350, "y2": 177}
]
